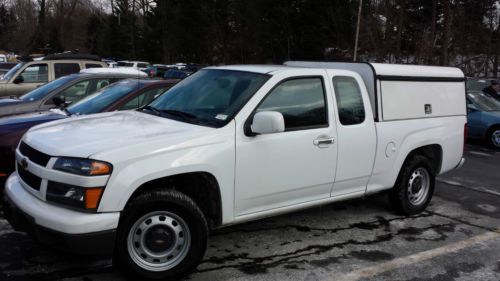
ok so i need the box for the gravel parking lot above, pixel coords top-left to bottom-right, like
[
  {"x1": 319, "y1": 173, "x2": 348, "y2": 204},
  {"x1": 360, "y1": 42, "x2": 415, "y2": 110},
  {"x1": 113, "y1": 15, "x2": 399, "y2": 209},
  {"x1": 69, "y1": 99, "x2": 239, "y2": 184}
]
[{"x1": 1, "y1": 142, "x2": 499, "y2": 281}]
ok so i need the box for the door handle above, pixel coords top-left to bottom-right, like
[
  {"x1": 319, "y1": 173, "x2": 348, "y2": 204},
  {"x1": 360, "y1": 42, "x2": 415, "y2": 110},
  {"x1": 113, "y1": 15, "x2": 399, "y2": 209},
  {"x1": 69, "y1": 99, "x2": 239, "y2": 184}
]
[{"x1": 313, "y1": 137, "x2": 335, "y2": 146}]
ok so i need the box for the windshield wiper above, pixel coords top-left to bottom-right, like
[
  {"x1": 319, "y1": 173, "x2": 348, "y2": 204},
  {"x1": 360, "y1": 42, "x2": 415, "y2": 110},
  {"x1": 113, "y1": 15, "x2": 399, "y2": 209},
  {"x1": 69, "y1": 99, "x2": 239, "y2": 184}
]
[
  {"x1": 63, "y1": 107, "x2": 72, "y2": 116},
  {"x1": 140, "y1": 107, "x2": 201, "y2": 124},
  {"x1": 140, "y1": 105, "x2": 163, "y2": 116},
  {"x1": 160, "y1": 109, "x2": 198, "y2": 122}
]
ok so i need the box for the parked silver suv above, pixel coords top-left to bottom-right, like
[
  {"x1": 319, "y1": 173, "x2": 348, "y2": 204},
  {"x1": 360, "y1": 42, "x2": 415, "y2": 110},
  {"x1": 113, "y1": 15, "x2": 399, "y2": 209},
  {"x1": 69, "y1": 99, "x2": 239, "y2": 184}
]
[{"x1": 0, "y1": 54, "x2": 107, "y2": 98}]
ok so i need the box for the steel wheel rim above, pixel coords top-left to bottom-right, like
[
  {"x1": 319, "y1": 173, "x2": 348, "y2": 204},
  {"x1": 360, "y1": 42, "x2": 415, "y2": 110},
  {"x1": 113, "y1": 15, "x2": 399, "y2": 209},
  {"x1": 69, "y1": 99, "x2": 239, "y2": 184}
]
[
  {"x1": 407, "y1": 167, "x2": 430, "y2": 206},
  {"x1": 127, "y1": 211, "x2": 191, "y2": 271},
  {"x1": 492, "y1": 130, "x2": 500, "y2": 147}
]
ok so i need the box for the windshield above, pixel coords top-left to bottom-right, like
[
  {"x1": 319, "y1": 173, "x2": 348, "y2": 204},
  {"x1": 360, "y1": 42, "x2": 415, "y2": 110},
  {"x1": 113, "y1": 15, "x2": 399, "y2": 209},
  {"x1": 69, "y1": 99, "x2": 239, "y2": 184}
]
[
  {"x1": 67, "y1": 79, "x2": 141, "y2": 115},
  {"x1": 146, "y1": 69, "x2": 269, "y2": 127},
  {"x1": 19, "y1": 75, "x2": 79, "y2": 101},
  {"x1": 466, "y1": 79, "x2": 495, "y2": 91},
  {"x1": 468, "y1": 92, "x2": 500, "y2": 111},
  {"x1": 118, "y1": 61, "x2": 134, "y2": 67},
  {"x1": 2, "y1": 62, "x2": 24, "y2": 81}
]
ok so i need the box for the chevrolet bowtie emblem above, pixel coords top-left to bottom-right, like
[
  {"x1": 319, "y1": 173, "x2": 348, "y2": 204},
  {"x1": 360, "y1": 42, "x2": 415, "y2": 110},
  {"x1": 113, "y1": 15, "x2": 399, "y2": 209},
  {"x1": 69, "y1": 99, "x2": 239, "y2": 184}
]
[{"x1": 20, "y1": 158, "x2": 28, "y2": 170}]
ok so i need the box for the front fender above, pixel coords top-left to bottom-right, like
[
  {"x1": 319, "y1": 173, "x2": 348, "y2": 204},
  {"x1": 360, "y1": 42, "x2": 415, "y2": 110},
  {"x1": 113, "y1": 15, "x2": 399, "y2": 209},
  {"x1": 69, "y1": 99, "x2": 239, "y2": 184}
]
[{"x1": 96, "y1": 124, "x2": 236, "y2": 224}]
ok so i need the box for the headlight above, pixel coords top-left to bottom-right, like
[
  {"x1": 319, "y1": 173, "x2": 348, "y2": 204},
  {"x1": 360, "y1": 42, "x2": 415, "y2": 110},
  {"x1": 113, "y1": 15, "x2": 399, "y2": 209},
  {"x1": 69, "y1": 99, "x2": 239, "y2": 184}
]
[
  {"x1": 46, "y1": 181, "x2": 104, "y2": 211},
  {"x1": 53, "y1": 158, "x2": 112, "y2": 176}
]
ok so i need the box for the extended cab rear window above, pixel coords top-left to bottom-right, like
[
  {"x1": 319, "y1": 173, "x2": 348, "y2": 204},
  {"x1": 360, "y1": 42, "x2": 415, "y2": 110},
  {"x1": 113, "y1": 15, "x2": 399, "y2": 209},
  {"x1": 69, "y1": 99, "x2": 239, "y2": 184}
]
[{"x1": 333, "y1": 76, "x2": 365, "y2": 125}]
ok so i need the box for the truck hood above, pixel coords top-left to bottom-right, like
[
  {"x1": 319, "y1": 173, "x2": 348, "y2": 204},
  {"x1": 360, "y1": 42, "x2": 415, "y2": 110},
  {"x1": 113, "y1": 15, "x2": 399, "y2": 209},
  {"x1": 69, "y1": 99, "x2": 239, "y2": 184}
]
[{"x1": 23, "y1": 111, "x2": 215, "y2": 158}]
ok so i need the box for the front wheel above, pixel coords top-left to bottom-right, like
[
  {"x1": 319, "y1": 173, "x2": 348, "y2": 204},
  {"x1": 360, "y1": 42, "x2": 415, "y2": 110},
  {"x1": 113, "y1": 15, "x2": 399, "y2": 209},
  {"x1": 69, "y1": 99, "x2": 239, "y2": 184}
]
[
  {"x1": 115, "y1": 189, "x2": 208, "y2": 280},
  {"x1": 388, "y1": 155, "x2": 435, "y2": 215}
]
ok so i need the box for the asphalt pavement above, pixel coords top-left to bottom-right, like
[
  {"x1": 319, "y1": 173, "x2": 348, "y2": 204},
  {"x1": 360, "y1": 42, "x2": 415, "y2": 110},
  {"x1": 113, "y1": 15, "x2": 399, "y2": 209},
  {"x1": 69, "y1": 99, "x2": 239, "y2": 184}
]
[{"x1": 0, "y1": 142, "x2": 499, "y2": 281}]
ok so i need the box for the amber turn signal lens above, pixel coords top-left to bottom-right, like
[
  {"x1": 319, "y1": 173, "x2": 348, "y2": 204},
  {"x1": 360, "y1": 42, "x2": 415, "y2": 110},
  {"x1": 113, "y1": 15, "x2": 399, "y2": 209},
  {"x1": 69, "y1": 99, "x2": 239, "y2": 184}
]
[
  {"x1": 90, "y1": 162, "x2": 111, "y2": 176},
  {"x1": 85, "y1": 188, "x2": 104, "y2": 209}
]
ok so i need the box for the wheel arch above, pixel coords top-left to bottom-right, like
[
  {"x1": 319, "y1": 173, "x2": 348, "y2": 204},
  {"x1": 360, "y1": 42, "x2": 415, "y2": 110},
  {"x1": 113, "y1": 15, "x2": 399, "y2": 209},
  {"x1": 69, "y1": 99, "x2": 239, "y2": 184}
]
[
  {"x1": 389, "y1": 143, "x2": 443, "y2": 189},
  {"x1": 403, "y1": 144, "x2": 443, "y2": 175},
  {"x1": 125, "y1": 172, "x2": 223, "y2": 230}
]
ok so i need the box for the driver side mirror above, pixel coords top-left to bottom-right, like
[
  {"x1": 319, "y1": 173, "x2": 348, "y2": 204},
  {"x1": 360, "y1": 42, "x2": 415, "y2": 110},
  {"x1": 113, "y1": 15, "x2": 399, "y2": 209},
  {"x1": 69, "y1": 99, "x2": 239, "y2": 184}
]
[
  {"x1": 13, "y1": 75, "x2": 24, "y2": 84},
  {"x1": 250, "y1": 111, "x2": 285, "y2": 135},
  {"x1": 52, "y1": 96, "x2": 71, "y2": 108}
]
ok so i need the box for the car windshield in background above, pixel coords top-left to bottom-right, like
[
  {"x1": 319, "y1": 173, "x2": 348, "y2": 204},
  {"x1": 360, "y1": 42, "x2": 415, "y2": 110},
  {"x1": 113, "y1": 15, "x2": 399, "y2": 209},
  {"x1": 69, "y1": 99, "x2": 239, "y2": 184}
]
[
  {"x1": 67, "y1": 79, "x2": 140, "y2": 115},
  {"x1": 117, "y1": 62, "x2": 134, "y2": 67},
  {"x1": 466, "y1": 78, "x2": 497, "y2": 91},
  {"x1": 19, "y1": 75, "x2": 79, "y2": 101},
  {"x1": 468, "y1": 92, "x2": 500, "y2": 111},
  {"x1": 146, "y1": 69, "x2": 269, "y2": 127},
  {"x1": 1, "y1": 62, "x2": 23, "y2": 81}
]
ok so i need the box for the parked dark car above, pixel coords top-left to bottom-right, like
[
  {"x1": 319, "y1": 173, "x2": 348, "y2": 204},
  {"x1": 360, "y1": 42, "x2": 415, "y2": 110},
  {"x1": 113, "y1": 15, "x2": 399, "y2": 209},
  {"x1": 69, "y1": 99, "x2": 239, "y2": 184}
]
[
  {"x1": 467, "y1": 91, "x2": 500, "y2": 148},
  {"x1": 0, "y1": 62, "x2": 18, "y2": 77},
  {"x1": 0, "y1": 70, "x2": 144, "y2": 117},
  {"x1": 164, "y1": 69, "x2": 190, "y2": 80},
  {"x1": 185, "y1": 63, "x2": 202, "y2": 73},
  {"x1": 144, "y1": 65, "x2": 171, "y2": 78},
  {"x1": 0, "y1": 79, "x2": 177, "y2": 189}
]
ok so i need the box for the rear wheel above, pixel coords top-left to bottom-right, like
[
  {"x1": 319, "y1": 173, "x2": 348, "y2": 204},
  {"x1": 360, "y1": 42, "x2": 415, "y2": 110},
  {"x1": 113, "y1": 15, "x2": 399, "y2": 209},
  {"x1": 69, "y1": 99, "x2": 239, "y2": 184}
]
[
  {"x1": 115, "y1": 189, "x2": 208, "y2": 280},
  {"x1": 488, "y1": 127, "x2": 500, "y2": 149},
  {"x1": 389, "y1": 155, "x2": 435, "y2": 215}
]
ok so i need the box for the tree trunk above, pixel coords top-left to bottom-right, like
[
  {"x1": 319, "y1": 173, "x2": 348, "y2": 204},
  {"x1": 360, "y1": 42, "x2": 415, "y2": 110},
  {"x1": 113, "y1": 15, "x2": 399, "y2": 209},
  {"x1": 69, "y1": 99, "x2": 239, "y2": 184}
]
[
  {"x1": 158, "y1": 0, "x2": 169, "y2": 63},
  {"x1": 395, "y1": 0, "x2": 406, "y2": 63},
  {"x1": 426, "y1": 0, "x2": 437, "y2": 64},
  {"x1": 441, "y1": 0, "x2": 452, "y2": 66}
]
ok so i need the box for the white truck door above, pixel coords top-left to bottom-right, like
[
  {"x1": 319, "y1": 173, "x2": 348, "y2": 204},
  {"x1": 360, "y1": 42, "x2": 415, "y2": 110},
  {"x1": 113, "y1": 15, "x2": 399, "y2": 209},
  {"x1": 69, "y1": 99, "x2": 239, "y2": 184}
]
[
  {"x1": 234, "y1": 70, "x2": 338, "y2": 216},
  {"x1": 327, "y1": 70, "x2": 377, "y2": 197}
]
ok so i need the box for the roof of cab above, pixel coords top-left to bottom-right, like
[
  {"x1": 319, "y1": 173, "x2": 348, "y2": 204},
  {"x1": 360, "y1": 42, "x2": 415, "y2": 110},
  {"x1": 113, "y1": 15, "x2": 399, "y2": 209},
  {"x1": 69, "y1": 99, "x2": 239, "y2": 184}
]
[
  {"x1": 205, "y1": 65, "x2": 291, "y2": 74},
  {"x1": 207, "y1": 62, "x2": 465, "y2": 78}
]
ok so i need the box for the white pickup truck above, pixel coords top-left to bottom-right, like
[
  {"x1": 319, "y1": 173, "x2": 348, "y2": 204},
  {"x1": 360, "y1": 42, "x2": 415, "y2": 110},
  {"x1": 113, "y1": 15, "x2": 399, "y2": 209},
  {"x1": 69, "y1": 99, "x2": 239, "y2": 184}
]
[{"x1": 4, "y1": 62, "x2": 466, "y2": 279}]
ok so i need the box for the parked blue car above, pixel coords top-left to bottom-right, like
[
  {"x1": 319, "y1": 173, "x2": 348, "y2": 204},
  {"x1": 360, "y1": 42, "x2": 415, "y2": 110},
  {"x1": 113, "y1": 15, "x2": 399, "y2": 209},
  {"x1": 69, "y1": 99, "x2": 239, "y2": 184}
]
[{"x1": 467, "y1": 91, "x2": 500, "y2": 148}]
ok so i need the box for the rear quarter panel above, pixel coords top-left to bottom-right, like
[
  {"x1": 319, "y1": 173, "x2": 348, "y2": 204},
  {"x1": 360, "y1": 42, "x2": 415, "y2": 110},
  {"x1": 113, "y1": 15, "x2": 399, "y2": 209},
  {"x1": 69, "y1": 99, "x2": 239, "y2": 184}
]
[{"x1": 367, "y1": 116, "x2": 466, "y2": 194}]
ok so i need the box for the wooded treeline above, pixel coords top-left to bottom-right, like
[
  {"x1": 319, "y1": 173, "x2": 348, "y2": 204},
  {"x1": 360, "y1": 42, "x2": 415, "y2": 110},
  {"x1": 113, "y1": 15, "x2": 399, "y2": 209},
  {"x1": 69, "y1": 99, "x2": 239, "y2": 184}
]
[{"x1": 1, "y1": 0, "x2": 500, "y2": 76}]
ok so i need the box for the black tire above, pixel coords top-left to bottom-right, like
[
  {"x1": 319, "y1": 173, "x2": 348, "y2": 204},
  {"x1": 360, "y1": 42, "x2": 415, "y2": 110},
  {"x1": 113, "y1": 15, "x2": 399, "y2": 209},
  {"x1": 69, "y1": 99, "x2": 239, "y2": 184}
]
[
  {"x1": 487, "y1": 126, "x2": 500, "y2": 149},
  {"x1": 114, "y1": 189, "x2": 208, "y2": 280},
  {"x1": 388, "y1": 155, "x2": 435, "y2": 215}
]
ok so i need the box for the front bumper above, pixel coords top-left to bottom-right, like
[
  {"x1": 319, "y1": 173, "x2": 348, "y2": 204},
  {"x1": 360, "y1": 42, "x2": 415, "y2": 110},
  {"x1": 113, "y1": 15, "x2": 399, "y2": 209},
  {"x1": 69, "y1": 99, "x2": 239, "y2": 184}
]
[{"x1": 3, "y1": 173, "x2": 120, "y2": 256}]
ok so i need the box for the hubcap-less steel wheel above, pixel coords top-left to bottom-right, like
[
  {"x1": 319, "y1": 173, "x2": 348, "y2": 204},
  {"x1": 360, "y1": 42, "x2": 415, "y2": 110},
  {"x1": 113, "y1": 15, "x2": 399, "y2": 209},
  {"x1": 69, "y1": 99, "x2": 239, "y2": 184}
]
[
  {"x1": 491, "y1": 130, "x2": 500, "y2": 148},
  {"x1": 127, "y1": 211, "x2": 191, "y2": 272},
  {"x1": 407, "y1": 167, "x2": 430, "y2": 206}
]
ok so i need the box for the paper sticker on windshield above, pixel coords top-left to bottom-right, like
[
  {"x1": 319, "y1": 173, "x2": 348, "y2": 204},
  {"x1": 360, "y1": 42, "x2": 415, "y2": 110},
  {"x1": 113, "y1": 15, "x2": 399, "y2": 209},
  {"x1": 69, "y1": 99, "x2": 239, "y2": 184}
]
[{"x1": 215, "y1": 114, "x2": 228, "y2": 120}]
